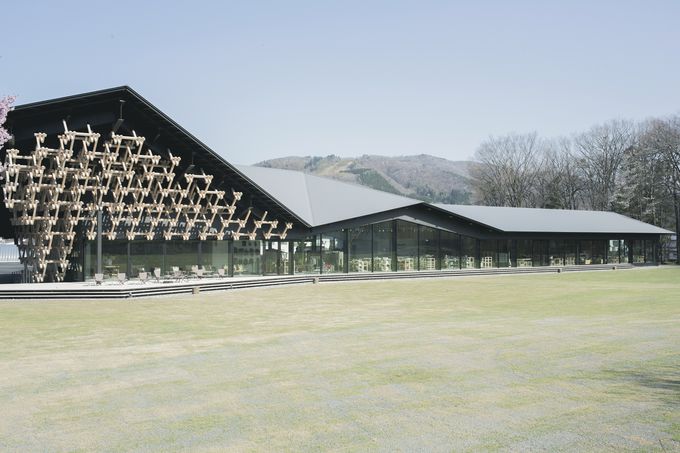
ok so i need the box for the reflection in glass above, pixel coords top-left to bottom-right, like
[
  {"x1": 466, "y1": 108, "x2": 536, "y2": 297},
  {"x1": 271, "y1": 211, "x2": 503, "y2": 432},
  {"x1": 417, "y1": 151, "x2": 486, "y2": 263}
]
[
  {"x1": 644, "y1": 239, "x2": 655, "y2": 263},
  {"x1": 517, "y1": 240, "x2": 532, "y2": 267},
  {"x1": 166, "y1": 240, "x2": 199, "y2": 274},
  {"x1": 373, "y1": 221, "x2": 394, "y2": 272},
  {"x1": 607, "y1": 240, "x2": 620, "y2": 264},
  {"x1": 102, "y1": 240, "x2": 128, "y2": 277},
  {"x1": 322, "y1": 231, "x2": 345, "y2": 273},
  {"x1": 294, "y1": 237, "x2": 320, "y2": 274},
  {"x1": 619, "y1": 240, "x2": 629, "y2": 263},
  {"x1": 533, "y1": 240, "x2": 549, "y2": 266},
  {"x1": 440, "y1": 231, "x2": 460, "y2": 270},
  {"x1": 498, "y1": 240, "x2": 511, "y2": 267},
  {"x1": 396, "y1": 221, "x2": 418, "y2": 271},
  {"x1": 461, "y1": 236, "x2": 477, "y2": 268},
  {"x1": 549, "y1": 239, "x2": 565, "y2": 266},
  {"x1": 564, "y1": 240, "x2": 577, "y2": 265},
  {"x1": 131, "y1": 241, "x2": 164, "y2": 277},
  {"x1": 233, "y1": 240, "x2": 262, "y2": 275},
  {"x1": 349, "y1": 226, "x2": 372, "y2": 272},
  {"x1": 263, "y1": 241, "x2": 280, "y2": 275},
  {"x1": 419, "y1": 226, "x2": 438, "y2": 270},
  {"x1": 480, "y1": 239, "x2": 496, "y2": 268}
]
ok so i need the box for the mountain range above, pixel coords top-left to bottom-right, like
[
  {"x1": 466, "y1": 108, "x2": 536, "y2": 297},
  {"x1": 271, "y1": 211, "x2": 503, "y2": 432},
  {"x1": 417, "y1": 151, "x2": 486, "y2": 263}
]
[{"x1": 254, "y1": 154, "x2": 475, "y2": 204}]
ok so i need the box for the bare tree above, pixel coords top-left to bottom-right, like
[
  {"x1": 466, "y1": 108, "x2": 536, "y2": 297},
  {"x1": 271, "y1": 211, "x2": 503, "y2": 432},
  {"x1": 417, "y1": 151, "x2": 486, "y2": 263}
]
[
  {"x1": 637, "y1": 116, "x2": 680, "y2": 262},
  {"x1": 472, "y1": 132, "x2": 542, "y2": 207},
  {"x1": 573, "y1": 119, "x2": 635, "y2": 210},
  {"x1": 535, "y1": 137, "x2": 583, "y2": 209}
]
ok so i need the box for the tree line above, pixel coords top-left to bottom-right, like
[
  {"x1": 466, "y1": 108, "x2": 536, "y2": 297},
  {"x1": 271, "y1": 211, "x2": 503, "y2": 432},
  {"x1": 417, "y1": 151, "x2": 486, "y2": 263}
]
[{"x1": 471, "y1": 116, "x2": 680, "y2": 261}]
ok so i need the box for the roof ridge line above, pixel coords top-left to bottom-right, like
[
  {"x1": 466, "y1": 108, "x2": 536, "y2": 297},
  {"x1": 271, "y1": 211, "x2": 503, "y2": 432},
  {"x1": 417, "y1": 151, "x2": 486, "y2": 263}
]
[{"x1": 301, "y1": 172, "x2": 316, "y2": 225}]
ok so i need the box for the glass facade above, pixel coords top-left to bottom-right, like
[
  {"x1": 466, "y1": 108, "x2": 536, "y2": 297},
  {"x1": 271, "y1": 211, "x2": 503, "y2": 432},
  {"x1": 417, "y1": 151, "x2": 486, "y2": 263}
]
[
  {"x1": 372, "y1": 221, "x2": 394, "y2": 272},
  {"x1": 607, "y1": 240, "x2": 621, "y2": 264},
  {"x1": 349, "y1": 226, "x2": 372, "y2": 272},
  {"x1": 498, "y1": 240, "x2": 512, "y2": 267},
  {"x1": 263, "y1": 241, "x2": 281, "y2": 275},
  {"x1": 233, "y1": 240, "x2": 262, "y2": 275},
  {"x1": 419, "y1": 226, "x2": 438, "y2": 271},
  {"x1": 517, "y1": 240, "x2": 533, "y2": 267},
  {"x1": 480, "y1": 239, "x2": 496, "y2": 268},
  {"x1": 620, "y1": 240, "x2": 629, "y2": 264},
  {"x1": 293, "y1": 238, "x2": 321, "y2": 274},
  {"x1": 549, "y1": 239, "x2": 565, "y2": 266},
  {"x1": 533, "y1": 240, "x2": 549, "y2": 267},
  {"x1": 440, "y1": 231, "x2": 460, "y2": 270},
  {"x1": 166, "y1": 240, "x2": 199, "y2": 274},
  {"x1": 103, "y1": 240, "x2": 129, "y2": 277},
  {"x1": 396, "y1": 221, "x2": 418, "y2": 271},
  {"x1": 461, "y1": 236, "x2": 477, "y2": 269},
  {"x1": 130, "y1": 241, "x2": 164, "y2": 277},
  {"x1": 564, "y1": 240, "x2": 577, "y2": 265},
  {"x1": 79, "y1": 220, "x2": 660, "y2": 282},
  {"x1": 322, "y1": 232, "x2": 345, "y2": 273}
]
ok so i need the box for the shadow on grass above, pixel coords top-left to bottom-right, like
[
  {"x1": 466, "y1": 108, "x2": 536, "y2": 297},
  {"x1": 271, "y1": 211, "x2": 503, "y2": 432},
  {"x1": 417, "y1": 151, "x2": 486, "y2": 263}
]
[{"x1": 602, "y1": 364, "x2": 680, "y2": 402}]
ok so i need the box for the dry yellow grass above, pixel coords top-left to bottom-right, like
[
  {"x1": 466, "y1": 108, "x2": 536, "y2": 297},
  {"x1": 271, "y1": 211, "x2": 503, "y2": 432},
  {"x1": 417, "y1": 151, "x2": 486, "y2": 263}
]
[{"x1": 0, "y1": 267, "x2": 678, "y2": 451}]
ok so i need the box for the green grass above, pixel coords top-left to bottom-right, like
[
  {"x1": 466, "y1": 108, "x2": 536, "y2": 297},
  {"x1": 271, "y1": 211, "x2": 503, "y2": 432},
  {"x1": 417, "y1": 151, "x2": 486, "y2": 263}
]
[{"x1": 0, "y1": 267, "x2": 679, "y2": 451}]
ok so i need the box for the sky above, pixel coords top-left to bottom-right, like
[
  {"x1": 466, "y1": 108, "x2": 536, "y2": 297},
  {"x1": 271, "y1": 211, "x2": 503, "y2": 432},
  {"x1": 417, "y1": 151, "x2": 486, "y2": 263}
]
[{"x1": 2, "y1": 0, "x2": 680, "y2": 164}]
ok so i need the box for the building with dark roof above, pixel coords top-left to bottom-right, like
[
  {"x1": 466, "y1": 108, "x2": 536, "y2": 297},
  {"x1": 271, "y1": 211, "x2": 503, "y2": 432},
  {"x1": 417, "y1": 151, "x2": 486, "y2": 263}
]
[{"x1": 0, "y1": 87, "x2": 671, "y2": 282}]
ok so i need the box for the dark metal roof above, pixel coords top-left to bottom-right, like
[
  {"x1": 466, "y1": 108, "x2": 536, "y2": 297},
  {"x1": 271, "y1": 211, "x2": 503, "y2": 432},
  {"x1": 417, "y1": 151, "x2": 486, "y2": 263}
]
[
  {"x1": 433, "y1": 204, "x2": 673, "y2": 235},
  {"x1": 235, "y1": 165, "x2": 422, "y2": 226}
]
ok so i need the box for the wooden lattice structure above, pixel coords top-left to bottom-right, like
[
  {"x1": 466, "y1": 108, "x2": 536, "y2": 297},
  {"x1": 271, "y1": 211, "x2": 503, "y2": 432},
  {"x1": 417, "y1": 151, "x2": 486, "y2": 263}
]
[{"x1": 2, "y1": 123, "x2": 292, "y2": 282}]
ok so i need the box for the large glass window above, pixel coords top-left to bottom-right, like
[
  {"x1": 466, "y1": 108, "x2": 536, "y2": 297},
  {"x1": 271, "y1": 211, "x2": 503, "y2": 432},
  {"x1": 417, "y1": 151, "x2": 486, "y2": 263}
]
[
  {"x1": 564, "y1": 240, "x2": 577, "y2": 266},
  {"x1": 645, "y1": 239, "x2": 655, "y2": 263},
  {"x1": 498, "y1": 240, "x2": 512, "y2": 267},
  {"x1": 549, "y1": 239, "x2": 565, "y2": 266},
  {"x1": 607, "y1": 240, "x2": 621, "y2": 264},
  {"x1": 592, "y1": 240, "x2": 606, "y2": 264},
  {"x1": 631, "y1": 240, "x2": 645, "y2": 263},
  {"x1": 373, "y1": 221, "x2": 394, "y2": 272},
  {"x1": 280, "y1": 242, "x2": 291, "y2": 274},
  {"x1": 293, "y1": 237, "x2": 321, "y2": 274},
  {"x1": 533, "y1": 240, "x2": 549, "y2": 266},
  {"x1": 440, "y1": 231, "x2": 460, "y2": 270},
  {"x1": 102, "y1": 240, "x2": 129, "y2": 277},
  {"x1": 166, "y1": 240, "x2": 199, "y2": 274},
  {"x1": 517, "y1": 240, "x2": 533, "y2": 267},
  {"x1": 349, "y1": 226, "x2": 372, "y2": 272},
  {"x1": 321, "y1": 231, "x2": 345, "y2": 273},
  {"x1": 130, "y1": 241, "x2": 164, "y2": 278},
  {"x1": 419, "y1": 226, "x2": 438, "y2": 270},
  {"x1": 84, "y1": 241, "x2": 96, "y2": 281},
  {"x1": 233, "y1": 240, "x2": 262, "y2": 275},
  {"x1": 263, "y1": 241, "x2": 281, "y2": 275},
  {"x1": 396, "y1": 221, "x2": 418, "y2": 271},
  {"x1": 480, "y1": 239, "x2": 496, "y2": 268},
  {"x1": 620, "y1": 240, "x2": 629, "y2": 264},
  {"x1": 461, "y1": 236, "x2": 477, "y2": 269},
  {"x1": 579, "y1": 240, "x2": 592, "y2": 265},
  {"x1": 203, "y1": 241, "x2": 231, "y2": 275}
]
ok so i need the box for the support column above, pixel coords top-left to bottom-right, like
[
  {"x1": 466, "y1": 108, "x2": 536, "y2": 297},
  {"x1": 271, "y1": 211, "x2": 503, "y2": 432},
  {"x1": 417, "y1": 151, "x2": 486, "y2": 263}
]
[
  {"x1": 96, "y1": 209, "x2": 102, "y2": 275},
  {"x1": 344, "y1": 229, "x2": 349, "y2": 274}
]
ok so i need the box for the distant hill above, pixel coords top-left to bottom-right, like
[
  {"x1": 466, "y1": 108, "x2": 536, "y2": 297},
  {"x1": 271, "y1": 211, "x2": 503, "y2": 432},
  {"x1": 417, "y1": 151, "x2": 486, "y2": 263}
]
[{"x1": 254, "y1": 154, "x2": 475, "y2": 204}]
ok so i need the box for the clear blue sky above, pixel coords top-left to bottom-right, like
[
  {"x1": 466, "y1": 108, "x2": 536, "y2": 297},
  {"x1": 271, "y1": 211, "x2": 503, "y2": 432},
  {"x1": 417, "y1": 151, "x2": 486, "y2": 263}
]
[{"x1": 2, "y1": 1, "x2": 679, "y2": 164}]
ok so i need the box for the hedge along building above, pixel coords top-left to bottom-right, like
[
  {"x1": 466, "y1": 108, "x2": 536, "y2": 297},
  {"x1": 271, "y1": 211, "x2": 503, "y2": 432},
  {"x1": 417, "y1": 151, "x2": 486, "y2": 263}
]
[{"x1": 0, "y1": 87, "x2": 671, "y2": 283}]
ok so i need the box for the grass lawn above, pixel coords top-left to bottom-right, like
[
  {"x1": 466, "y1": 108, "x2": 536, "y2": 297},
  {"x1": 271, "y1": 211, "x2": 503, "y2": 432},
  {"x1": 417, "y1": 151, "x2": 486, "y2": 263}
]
[{"x1": 0, "y1": 267, "x2": 678, "y2": 452}]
